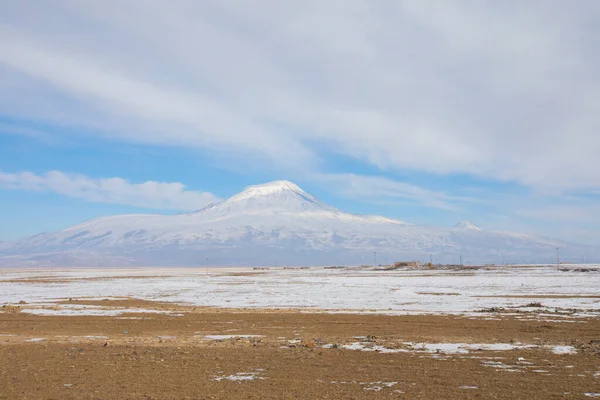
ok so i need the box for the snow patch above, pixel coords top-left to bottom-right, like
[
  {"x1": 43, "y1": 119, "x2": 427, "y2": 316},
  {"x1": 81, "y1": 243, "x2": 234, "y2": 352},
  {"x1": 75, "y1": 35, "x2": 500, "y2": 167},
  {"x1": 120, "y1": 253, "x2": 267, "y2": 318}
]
[
  {"x1": 201, "y1": 335, "x2": 263, "y2": 340},
  {"x1": 481, "y1": 361, "x2": 523, "y2": 372},
  {"x1": 213, "y1": 369, "x2": 265, "y2": 382},
  {"x1": 405, "y1": 342, "x2": 537, "y2": 354},
  {"x1": 551, "y1": 345, "x2": 577, "y2": 355},
  {"x1": 341, "y1": 342, "x2": 407, "y2": 354}
]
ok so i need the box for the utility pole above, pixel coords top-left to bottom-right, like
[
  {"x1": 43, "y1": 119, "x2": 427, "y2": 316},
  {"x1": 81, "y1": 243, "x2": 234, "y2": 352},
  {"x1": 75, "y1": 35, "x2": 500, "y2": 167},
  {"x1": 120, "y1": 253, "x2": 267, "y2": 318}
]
[
  {"x1": 459, "y1": 255, "x2": 463, "y2": 266},
  {"x1": 556, "y1": 247, "x2": 560, "y2": 267},
  {"x1": 374, "y1": 251, "x2": 377, "y2": 268}
]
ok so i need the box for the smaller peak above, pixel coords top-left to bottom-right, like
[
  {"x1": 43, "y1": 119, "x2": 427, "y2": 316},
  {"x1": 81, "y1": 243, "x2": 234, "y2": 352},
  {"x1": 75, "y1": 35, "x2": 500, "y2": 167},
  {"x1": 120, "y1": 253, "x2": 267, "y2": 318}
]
[{"x1": 454, "y1": 221, "x2": 482, "y2": 230}]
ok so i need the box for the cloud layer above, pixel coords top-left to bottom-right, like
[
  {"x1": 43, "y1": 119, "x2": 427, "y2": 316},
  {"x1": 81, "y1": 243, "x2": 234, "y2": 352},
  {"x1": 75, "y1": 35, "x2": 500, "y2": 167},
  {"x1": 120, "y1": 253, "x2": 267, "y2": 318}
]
[
  {"x1": 0, "y1": 170, "x2": 220, "y2": 211},
  {"x1": 1, "y1": 1, "x2": 600, "y2": 244},
  {"x1": 1, "y1": 1, "x2": 599, "y2": 190},
  {"x1": 315, "y1": 173, "x2": 473, "y2": 211}
]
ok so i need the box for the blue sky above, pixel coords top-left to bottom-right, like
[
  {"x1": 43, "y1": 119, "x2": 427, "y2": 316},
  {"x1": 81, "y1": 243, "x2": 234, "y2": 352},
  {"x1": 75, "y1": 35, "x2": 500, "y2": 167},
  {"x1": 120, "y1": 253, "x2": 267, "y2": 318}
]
[{"x1": 1, "y1": 1, "x2": 599, "y2": 245}]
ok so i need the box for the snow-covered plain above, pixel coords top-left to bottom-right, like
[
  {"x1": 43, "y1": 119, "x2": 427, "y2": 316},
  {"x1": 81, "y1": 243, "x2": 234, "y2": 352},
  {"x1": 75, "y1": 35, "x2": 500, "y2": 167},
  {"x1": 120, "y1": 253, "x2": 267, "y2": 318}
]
[{"x1": 1, "y1": 265, "x2": 599, "y2": 315}]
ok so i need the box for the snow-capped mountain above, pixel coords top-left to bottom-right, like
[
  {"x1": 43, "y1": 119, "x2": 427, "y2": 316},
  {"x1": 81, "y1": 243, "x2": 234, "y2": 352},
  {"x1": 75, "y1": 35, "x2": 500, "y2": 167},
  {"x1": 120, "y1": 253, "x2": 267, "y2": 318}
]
[{"x1": 0, "y1": 181, "x2": 596, "y2": 266}]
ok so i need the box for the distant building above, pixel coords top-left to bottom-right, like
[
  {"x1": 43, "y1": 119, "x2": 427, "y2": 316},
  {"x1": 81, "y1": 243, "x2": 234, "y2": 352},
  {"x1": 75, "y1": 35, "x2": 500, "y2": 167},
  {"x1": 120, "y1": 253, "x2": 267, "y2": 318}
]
[{"x1": 394, "y1": 261, "x2": 420, "y2": 268}]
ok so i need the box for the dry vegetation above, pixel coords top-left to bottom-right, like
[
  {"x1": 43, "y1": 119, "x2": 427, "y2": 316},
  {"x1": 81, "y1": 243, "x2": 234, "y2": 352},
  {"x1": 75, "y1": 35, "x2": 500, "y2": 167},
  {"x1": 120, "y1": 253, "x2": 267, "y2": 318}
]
[{"x1": 1, "y1": 299, "x2": 599, "y2": 399}]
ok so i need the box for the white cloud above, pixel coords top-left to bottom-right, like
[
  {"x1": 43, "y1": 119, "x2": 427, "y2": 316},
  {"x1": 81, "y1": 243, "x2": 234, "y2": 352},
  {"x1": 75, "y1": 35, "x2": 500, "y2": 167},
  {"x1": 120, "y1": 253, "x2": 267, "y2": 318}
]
[
  {"x1": 0, "y1": 25, "x2": 312, "y2": 169},
  {"x1": 315, "y1": 173, "x2": 473, "y2": 211},
  {"x1": 0, "y1": 170, "x2": 220, "y2": 211},
  {"x1": 463, "y1": 192, "x2": 600, "y2": 245},
  {"x1": 0, "y1": 1, "x2": 599, "y2": 190},
  {"x1": 513, "y1": 197, "x2": 600, "y2": 227}
]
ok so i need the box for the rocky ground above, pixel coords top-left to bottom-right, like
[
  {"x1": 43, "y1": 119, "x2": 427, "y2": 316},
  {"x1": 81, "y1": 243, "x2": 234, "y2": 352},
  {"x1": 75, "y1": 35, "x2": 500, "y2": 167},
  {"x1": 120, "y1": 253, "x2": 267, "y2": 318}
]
[{"x1": 1, "y1": 299, "x2": 599, "y2": 399}]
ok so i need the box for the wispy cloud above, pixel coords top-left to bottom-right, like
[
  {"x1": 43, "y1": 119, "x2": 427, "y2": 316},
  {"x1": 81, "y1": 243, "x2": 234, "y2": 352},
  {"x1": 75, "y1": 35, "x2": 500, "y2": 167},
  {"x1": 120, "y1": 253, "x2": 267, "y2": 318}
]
[
  {"x1": 0, "y1": 122, "x2": 48, "y2": 139},
  {"x1": 315, "y1": 173, "x2": 474, "y2": 211},
  {"x1": 0, "y1": 25, "x2": 312, "y2": 169},
  {"x1": 514, "y1": 200, "x2": 600, "y2": 224},
  {"x1": 475, "y1": 193, "x2": 600, "y2": 245},
  {"x1": 0, "y1": 170, "x2": 220, "y2": 211},
  {"x1": 0, "y1": 1, "x2": 599, "y2": 190}
]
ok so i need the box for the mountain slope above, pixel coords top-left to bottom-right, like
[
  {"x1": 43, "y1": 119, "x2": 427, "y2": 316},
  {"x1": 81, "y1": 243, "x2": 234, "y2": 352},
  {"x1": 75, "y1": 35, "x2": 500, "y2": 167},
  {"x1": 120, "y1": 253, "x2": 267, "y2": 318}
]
[{"x1": 0, "y1": 181, "x2": 596, "y2": 266}]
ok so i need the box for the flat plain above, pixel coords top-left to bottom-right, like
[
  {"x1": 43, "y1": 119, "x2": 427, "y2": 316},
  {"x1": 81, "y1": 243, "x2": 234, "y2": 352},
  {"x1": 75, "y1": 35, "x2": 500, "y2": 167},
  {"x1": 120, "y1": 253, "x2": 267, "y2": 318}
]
[{"x1": 1, "y1": 266, "x2": 599, "y2": 399}]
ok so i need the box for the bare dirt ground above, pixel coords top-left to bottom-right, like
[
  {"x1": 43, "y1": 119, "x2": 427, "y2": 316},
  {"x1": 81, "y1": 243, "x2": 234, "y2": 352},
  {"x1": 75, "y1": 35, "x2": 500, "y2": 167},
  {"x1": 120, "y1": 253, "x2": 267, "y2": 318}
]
[{"x1": 1, "y1": 299, "x2": 599, "y2": 399}]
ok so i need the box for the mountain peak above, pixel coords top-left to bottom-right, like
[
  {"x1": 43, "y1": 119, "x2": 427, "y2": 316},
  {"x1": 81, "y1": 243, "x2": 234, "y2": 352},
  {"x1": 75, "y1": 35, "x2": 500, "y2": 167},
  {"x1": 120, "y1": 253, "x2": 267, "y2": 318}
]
[
  {"x1": 239, "y1": 180, "x2": 304, "y2": 196},
  {"x1": 454, "y1": 221, "x2": 482, "y2": 231},
  {"x1": 229, "y1": 180, "x2": 309, "y2": 201},
  {"x1": 200, "y1": 180, "x2": 335, "y2": 214}
]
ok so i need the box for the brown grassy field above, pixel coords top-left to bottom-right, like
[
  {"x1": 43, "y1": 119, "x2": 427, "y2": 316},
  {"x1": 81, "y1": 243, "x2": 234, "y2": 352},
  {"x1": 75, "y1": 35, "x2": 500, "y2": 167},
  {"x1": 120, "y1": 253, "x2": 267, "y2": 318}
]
[{"x1": 1, "y1": 299, "x2": 599, "y2": 399}]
